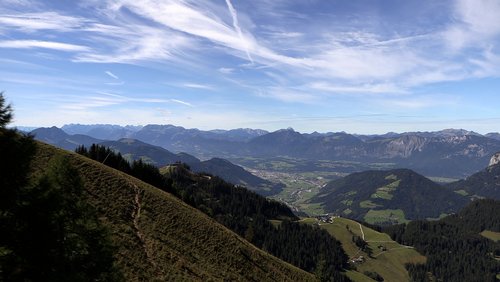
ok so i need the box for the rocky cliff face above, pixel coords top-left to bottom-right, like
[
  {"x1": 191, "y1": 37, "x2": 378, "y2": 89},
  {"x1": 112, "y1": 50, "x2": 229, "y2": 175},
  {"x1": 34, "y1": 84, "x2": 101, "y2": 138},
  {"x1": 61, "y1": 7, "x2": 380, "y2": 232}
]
[{"x1": 489, "y1": 152, "x2": 500, "y2": 167}]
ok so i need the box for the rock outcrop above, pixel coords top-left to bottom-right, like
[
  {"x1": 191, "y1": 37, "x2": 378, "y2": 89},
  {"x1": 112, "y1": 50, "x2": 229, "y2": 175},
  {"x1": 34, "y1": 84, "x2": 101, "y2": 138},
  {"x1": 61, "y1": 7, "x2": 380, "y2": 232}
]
[{"x1": 489, "y1": 152, "x2": 500, "y2": 167}]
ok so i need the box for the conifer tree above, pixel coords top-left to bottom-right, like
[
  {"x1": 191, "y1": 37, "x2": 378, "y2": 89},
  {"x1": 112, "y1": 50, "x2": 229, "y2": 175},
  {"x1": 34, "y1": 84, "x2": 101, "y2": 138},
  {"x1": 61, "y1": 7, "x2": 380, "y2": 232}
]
[{"x1": 0, "y1": 92, "x2": 12, "y2": 127}]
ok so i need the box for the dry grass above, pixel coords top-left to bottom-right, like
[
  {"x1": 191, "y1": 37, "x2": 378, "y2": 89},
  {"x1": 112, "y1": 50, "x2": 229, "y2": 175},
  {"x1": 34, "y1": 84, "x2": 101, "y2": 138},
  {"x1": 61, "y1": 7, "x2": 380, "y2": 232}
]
[
  {"x1": 481, "y1": 230, "x2": 500, "y2": 242},
  {"x1": 32, "y1": 143, "x2": 315, "y2": 281}
]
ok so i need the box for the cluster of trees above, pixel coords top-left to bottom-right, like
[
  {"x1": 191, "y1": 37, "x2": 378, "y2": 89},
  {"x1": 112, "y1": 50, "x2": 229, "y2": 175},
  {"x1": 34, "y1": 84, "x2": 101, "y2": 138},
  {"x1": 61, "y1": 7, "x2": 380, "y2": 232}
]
[
  {"x1": 0, "y1": 94, "x2": 121, "y2": 281},
  {"x1": 76, "y1": 144, "x2": 351, "y2": 281},
  {"x1": 383, "y1": 199, "x2": 500, "y2": 282},
  {"x1": 76, "y1": 144, "x2": 166, "y2": 188},
  {"x1": 363, "y1": 271, "x2": 384, "y2": 281},
  {"x1": 351, "y1": 235, "x2": 372, "y2": 257}
]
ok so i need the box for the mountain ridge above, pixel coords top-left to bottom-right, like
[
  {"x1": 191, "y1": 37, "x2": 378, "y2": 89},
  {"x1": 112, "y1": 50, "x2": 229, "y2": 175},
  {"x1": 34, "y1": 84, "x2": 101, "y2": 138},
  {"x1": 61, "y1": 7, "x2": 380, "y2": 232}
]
[
  {"x1": 99, "y1": 138, "x2": 284, "y2": 195},
  {"x1": 31, "y1": 142, "x2": 315, "y2": 281},
  {"x1": 311, "y1": 168, "x2": 469, "y2": 224}
]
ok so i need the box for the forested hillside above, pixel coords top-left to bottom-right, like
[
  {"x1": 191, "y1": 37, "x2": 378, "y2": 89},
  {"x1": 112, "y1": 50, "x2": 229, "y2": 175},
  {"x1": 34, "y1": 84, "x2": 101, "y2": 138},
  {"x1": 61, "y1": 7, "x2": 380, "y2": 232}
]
[
  {"x1": 383, "y1": 199, "x2": 500, "y2": 281},
  {"x1": 447, "y1": 162, "x2": 500, "y2": 199},
  {"x1": 311, "y1": 169, "x2": 468, "y2": 224}
]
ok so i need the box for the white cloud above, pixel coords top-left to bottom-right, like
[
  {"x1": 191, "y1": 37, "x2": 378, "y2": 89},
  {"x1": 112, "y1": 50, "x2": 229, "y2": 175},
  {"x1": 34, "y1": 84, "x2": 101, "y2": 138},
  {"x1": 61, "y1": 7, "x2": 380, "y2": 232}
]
[
  {"x1": 182, "y1": 83, "x2": 214, "y2": 90},
  {"x1": 0, "y1": 40, "x2": 90, "y2": 51},
  {"x1": 309, "y1": 82, "x2": 406, "y2": 94},
  {"x1": 0, "y1": 10, "x2": 193, "y2": 64},
  {"x1": 73, "y1": 25, "x2": 191, "y2": 63},
  {"x1": 261, "y1": 87, "x2": 318, "y2": 103},
  {"x1": 105, "y1": 71, "x2": 119, "y2": 80},
  {"x1": 54, "y1": 92, "x2": 176, "y2": 111},
  {"x1": 377, "y1": 95, "x2": 458, "y2": 110},
  {"x1": 218, "y1": 67, "x2": 234, "y2": 74},
  {"x1": 443, "y1": 0, "x2": 500, "y2": 51},
  {"x1": 0, "y1": 12, "x2": 86, "y2": 31},
  {"x1": 225, "y1": 0, "x2": 253, "y2": 63},
  {"x1": 170, "y1": 99, "x2": 193, "y2": 107},
  {"x1": 110, "y1": 0, "x2": 251, "y2": 53}
]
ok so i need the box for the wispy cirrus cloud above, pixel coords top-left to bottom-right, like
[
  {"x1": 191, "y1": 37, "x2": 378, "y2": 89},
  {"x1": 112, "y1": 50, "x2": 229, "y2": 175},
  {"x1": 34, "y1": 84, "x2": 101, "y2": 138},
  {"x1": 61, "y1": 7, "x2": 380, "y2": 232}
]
[
  {"x1": 3, "y1": 0, "x2": 500, "y2": 88},
  {"x1": 105, "y1": 71, "x2": 119, "y2": 80},
  {"x1": 0, "y1": 40, "x2": 90, "y2": 51},
  {"x1": 170, "y1": 99, "x2": 193, "y2": 107},
  {"x1": 225, "y1": 0, "x2": 253, "y2": 63},
  {"x1": 0, "y1": 9, "x2": 193, "y2": 64},
  {"x1": 309, "y1": 82, "x2": 407, "y2": 95},
  {"x1": 182, "y1": 83, "x2": 215, "y2": 90},
  {"x1": 58, "y1": 91, "x2": 193, "y2": 111},
  {"x1": 218, "y1": 67, "x2": 234, "y2": 74},
  {"x1": 376, "y1": 95, "x2": 459, "y2": 110},
  {"x1": 73, "y1": 24, "x2": 193, "y2": 64},
  {"x1": 0, "y1": 12, "x2": 86, "y2": 31}
]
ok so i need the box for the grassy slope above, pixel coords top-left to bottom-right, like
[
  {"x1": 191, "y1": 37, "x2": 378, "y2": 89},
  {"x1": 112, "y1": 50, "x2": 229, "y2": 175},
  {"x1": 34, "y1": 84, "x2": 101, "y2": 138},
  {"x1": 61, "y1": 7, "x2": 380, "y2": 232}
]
[
  {"x1": 301, "y1": 217, "x2": 426, "y2": 282},
  {"x1": 32, "y1": 143, "x2": 315, "y2": 281},
  {"x1": 481, "y1": 230, "x2": 500, "y2": 242}
]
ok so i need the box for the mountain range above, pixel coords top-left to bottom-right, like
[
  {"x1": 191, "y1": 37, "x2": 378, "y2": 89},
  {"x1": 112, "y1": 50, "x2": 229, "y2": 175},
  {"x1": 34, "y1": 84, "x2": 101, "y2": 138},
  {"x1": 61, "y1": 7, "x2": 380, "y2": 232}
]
[
  {"x1": 29, "y1": 127, "x2": 282, "y2": 196},
  {"x1": 57, "y1": 124, "x2": 500, "y2": 178}
]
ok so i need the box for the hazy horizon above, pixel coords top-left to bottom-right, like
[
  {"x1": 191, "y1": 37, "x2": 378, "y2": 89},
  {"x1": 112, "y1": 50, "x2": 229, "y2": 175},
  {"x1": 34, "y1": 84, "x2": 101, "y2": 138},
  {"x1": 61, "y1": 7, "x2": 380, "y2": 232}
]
[{"x1": 15, "y1": 123, "x2": 500, "y2": 136}]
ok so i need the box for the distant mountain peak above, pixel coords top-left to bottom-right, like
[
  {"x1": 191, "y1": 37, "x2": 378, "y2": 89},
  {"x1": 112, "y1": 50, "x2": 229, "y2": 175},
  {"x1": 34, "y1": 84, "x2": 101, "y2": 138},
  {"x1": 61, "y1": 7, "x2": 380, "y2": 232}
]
[
  {"x1": 437, "y1": 128, "x2": 481, "y2": 137},
  {"x1": 276, "y1": 127, "x2": 295, "y2": 132}
]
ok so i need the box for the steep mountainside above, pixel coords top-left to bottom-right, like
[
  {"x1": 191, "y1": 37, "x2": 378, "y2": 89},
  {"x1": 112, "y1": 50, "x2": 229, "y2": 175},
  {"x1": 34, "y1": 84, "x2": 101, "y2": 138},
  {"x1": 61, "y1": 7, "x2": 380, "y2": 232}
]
[
  {"x1": 383, "y1": 199, "x2": 500, "y2": 282},
  {"x1": 376, "y1": 134, "x2": 500, "y2": 178},
  {"x1": 31, "y1": 143, "x2": 315, "y2": 281},
  {"x1": 311, "y1": 169, "x2": 469, "y2": 224},
  {"x1": 31, "y1": 127, "x2": 103, "y2": 151},
  {"x1": 447, "y1": 160, "x2": 500, "y2": 200},
  {"x1": 99, "y1": 138, "x2": 283, "y2": 195}
]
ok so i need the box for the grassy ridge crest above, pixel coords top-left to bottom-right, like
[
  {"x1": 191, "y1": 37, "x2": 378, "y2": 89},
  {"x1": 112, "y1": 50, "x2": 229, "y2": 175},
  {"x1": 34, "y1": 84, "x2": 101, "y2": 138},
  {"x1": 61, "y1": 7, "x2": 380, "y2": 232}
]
[{"x1": 31, "y1": 142, "x2": 315, "y2": 281}]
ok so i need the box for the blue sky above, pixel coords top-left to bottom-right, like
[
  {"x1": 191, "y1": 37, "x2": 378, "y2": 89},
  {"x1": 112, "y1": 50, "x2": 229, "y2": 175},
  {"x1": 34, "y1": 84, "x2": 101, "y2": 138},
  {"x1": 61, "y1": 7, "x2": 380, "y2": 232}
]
[{"x1": 1, "y1": 0, "x2": 500, "y2": 134}]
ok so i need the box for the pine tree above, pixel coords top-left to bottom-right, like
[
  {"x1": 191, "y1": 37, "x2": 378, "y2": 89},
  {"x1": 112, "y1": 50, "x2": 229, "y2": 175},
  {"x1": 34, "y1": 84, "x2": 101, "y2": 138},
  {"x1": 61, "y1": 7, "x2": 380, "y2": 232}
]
[{"x1": 0, "y1": 92, "x2": 12, "y2": 127}]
